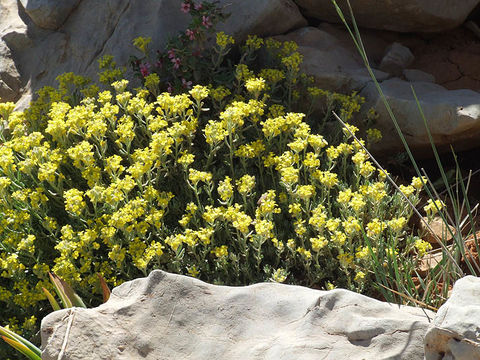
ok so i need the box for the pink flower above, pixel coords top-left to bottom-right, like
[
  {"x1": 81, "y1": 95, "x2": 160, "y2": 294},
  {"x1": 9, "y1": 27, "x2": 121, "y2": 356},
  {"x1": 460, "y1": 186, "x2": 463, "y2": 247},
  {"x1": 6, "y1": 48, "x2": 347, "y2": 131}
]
[
  {"x1": 202, "y1": 15, "x2": 212, "y2": 29},
  {"x1": 140, "y1": 62, "x2": 150, "y2": 77},
  {"x1": 171, "y1": 57, "x2": 181, "y2": 70},
  {"x1": 180, "y1": 2, "x2": 191, "y2": 13},
  {"x1": 194, "y1": 3, "x2": 202, "y2": 10},
  {"x1": 167, "y1": 49, "x2": 176, "y2": 59},
  {"x1": 185, "y1": 29, "x2": 196, "y2": 40},
  {"x1": 182, "y1": 78, "x2": 192, "y2": 89},
  {"x1": 155, "y1": 60, "x2": 163, "y2": 68},
  {"x1": 167, "y1": 83, "x2": 173, "y2": 93}
]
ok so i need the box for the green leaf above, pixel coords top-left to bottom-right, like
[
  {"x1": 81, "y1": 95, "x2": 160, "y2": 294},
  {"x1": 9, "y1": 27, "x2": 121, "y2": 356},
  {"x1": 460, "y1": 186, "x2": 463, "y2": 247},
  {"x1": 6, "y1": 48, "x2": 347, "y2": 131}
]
[
  {"x1": 42, "y1": 287, "x2": 61, "y2": 311},
  {"x1": 2, "y1": 336, "x2": 42, "y2": 360}
]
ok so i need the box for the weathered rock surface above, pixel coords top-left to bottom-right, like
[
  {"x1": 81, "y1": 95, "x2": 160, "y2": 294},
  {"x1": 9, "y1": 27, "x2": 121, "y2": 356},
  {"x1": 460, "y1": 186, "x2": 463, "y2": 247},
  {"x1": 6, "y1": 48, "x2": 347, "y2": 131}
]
[
  {"x1": 360, "y1": 78, "x2": 480, "y2": 155},
  {"x1": 19, "y1": 0, "x2": 80, "y2": 30},
  {"x1": 425, "y1": 276, "x2": 480, "y2": 360},
  {"x1": 379, "y1": 42, "x2": 415, "y2": 77},
  {"x1": 41, "y1": 270, "x2": 433, "y2": 360},
  {"x1": 274, "y1": 26, "x2": 389, "y2": 92},
  {"x1": 0, "y1": 0, "x2": 30, "y2": 102},
  {"x1": 403, "y1": 69, "x2": 436, "y2": 83},
  {"x1": 0, "y1": 0, "x2": 306, "y2": 105},
  {"x1": 294, "y1": 0, "x2": 480, "y2": 33}
]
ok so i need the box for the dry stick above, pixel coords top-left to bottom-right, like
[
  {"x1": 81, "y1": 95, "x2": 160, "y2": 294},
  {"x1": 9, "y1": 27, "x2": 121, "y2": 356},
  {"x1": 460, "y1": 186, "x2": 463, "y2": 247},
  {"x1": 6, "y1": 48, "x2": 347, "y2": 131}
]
[
  {"x1": 332, "y1": 111, "x2": 464, "y2": 275},
  {"x1": 57, "y1": 308, "x2": 76, "y2": 360},
  {"x1": 377, "y1": 283, "x2": 438, "y2": 312}
]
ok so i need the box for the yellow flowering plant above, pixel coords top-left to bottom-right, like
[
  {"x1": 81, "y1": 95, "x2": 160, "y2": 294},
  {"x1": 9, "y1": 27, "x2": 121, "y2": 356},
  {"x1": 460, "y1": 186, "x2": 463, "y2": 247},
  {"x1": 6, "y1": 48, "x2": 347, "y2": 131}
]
[{"x1": 0, "y1": 5, "x2": 430, "y2": 356}]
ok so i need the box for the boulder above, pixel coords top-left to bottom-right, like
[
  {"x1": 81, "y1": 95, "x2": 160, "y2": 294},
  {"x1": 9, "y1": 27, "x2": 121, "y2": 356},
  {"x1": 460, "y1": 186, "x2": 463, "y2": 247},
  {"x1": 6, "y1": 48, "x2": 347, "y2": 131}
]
[
  {"x1": 0, "y1": 0, "x2": 30, "y2": 102},
  {"x1": 216, "y1": 0, "x2": 307, "y2": 41},
  {"x1": 403, "y1": 69, "x2": 436, "y2": 83},
  {"x1": 294, "y1": 0, "x2": 480, "y2": 33},
  {"x1": 360, "y1": 78, "x2": 480, "y2": 155},
  {"x1": 424, "y1": 275, "x2": 480, "y2": 360},
  {"x1": 19, "y1": 0, "x2": 80, "y2": 30},
  {"x1": 379, "y1": 43, "x2": 415, "y2": 77},
  {"x1": 41, "y1": 270, "x2": 433, "y2": 359},
  {"x1": 274, "y1": 26, "x2": 389, "y2": 92}
]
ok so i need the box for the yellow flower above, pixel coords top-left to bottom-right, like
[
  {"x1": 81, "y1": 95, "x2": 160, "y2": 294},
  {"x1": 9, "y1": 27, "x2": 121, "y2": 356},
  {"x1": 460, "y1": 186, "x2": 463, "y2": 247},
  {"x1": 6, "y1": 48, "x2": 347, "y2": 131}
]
[
  {"x1": 272, "y1": 268, "x2": 288, "y2": 283},
  {"x1": 178, "y1": 152, "x2": 195, "y2": 167},
  {"x1": 236, "y1": 174, "x2": 255, "y2": 195},
  {"x1": 218, "y1": 176, "x2": 234, "y2": 202},
  {"x1": 255, "y1": 219, "x2": 274, "y2": 238},
  {"x1": 388, "y1": 217, "x2": 407, "y2": 232},
  {"x1": 211, "y1": 245, "x2": 228, "y2": 259},
  {"x1": 296, "y1": 185, "x2": 315, "y2": 200},
  {"x1": 280, "y1": 166, "x2": 299, "y2": 185},
  {"x1": 64, "y1": 188, "x2": 86, "y2": 216},
  {"x1": 288, "y1": 203, "x2": 302, "y2": 218},
  {"x1": 245, "y1": 35, "x2": 264, "y2": 50},
  {"x1": 354, "y1": 271, "x2": 366, "y2": 282},
  {"x1": 337, "y1": 253, "x2": 354, "y2": 268},
  {"x1": 310, "y1": 236, "x2": 328, "y2": 252},
  {"x1": 245, "y1": 77, "x2": 266, "y2": 94},
  {"x1": 296, "y1": 247, "x2": 312, "y2": 260},
  {"x1": 366, "y1": 218, "x2": 385, "y2": 237},
  {"x1": 415, "y1": 239, "x2": 432, "y2": 257},
  {"x1": 188, "y1": 168, "x2": 212, "y2": 185},
  {"x1": 216, "y1": 31, "x2": 235, "y2": 49},
  {"x1": 132, "y1": 36, "x2": 151, "y2": 53},
  {"x1": 411, "y1": 176, "x2": 427, "y2": 190},
  {"x1": 188, "y1": 266, "x2": 200, "y2": 278},
  {"x1": 423, "y1": 199, "x2": 445, "y2": 216},
  {"x1": 189, "y1": 85, "x2": 209, "y2": 101}
]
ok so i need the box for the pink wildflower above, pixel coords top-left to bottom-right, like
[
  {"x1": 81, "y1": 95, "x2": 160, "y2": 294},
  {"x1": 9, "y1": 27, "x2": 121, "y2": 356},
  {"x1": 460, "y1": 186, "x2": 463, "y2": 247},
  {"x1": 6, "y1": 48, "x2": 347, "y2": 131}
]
[
  {"x1": 182, "y1": 78, "x2": 192, "y2": 89},
  {"x1": 172, "y1": 57, "x2": 181, "y2": 70},
  {"x1": 180, "y1": 2, "x2": 191, "y2": 13},
  {"x1": 194, "y1": 3, "x2": 202, "y2": 10},
  {"x1": 167, "y1": 49, "x2": 176, "y2": 59},
  {"x1": 185, "y1": 29, "x2": 196, "y2": 40},
  {"x1": 167, "y1": 83, "x2": 173, "y2": 93},
  {"x1": 202, "y1": 15, "x2": 212, "y2": 29},
  {"x1": 140, "y1": 62, "x2": 150, "y2": 77}
]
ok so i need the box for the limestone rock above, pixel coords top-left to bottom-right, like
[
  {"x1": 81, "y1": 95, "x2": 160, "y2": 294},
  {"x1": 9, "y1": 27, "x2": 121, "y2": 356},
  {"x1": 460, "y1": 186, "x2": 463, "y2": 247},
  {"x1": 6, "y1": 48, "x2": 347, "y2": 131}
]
[
  {"x1": 0, "y1": 0, "x2": 30, "y2": 102},
  {"x1": 41, "y1": 270, "x2": 433, "y2": 359},
  {"x1": 419, "y1": 216, "x2": 456, "y2": 244},
  {"x1": 379, "y1": 43, "x2": 415, "y2": 77},
  {"x1": 403, "y1": 69, "x2": 436, "y2": 83},
  {"x1": 216, "y1": 0, "x2": 307, "y2": 41},
  {"x1": 294, "y1": 0, "x2": 480, "y2": 33},
  {"x1": 361, "y1": 78, "x2": 480, "y2": 155},
  {"x1": 275, "y1": 26, "x2": 389, "y2": 92},
  {"x1": 425, "y1": 276, "x2": 480, "y2": 360},
  {"x1": 19, "y1": 0, "x2": 80, "y2": 30}
]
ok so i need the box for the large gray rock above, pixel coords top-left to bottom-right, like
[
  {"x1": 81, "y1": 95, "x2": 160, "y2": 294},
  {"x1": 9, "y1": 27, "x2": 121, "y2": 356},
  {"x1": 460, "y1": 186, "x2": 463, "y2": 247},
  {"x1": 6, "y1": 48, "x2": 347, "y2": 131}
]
[
  {"x1": 424, "y1": 276, "x2": 480, "y2": 360},
  {"x1": 41, "y1": 270, "x2": 433, "y2": 360},
  {"x1": 379, "y1": 43, "x2": 415, "y2": 77},
  {"x1": 294, "y1": 0, "x2": 480, "y2": 33},
  {"x1": 361, "y1": 78, "x2": 480, "y2": 155},
  {"x1": 0, "y1": 0, "x2": 29, "y2": 102},
  {"x1": 274, "y1": 26, "x2": 389, "y2": 92},
  {"x1": 19, "y1": 0, "x2": 80, "y2": 30},
  {"x1": 0, "y1": 0, "x2": 306, "y2": 107}
]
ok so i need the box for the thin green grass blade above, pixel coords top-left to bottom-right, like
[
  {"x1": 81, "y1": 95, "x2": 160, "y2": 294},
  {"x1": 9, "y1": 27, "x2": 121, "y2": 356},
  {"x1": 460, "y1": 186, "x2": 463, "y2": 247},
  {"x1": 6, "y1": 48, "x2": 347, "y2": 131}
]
[
  {"x1": 42, "y1": 287, "x2": 61, "y2": 311},
  {"x1": 1, "y1": 336, "x2": 42, "y2": 360},
  {"x1": 0, "y1": 326, "x2": 42, "y2": 358}
]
